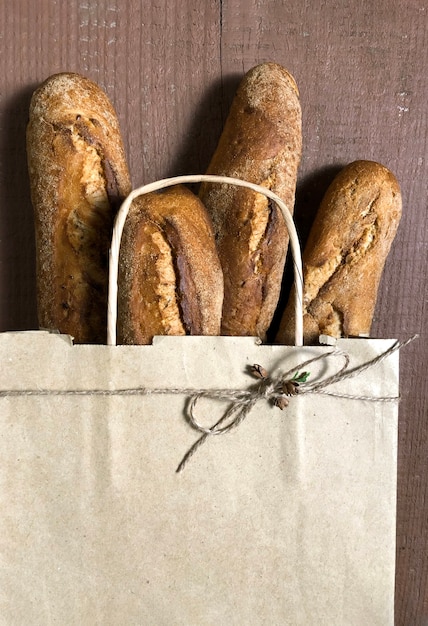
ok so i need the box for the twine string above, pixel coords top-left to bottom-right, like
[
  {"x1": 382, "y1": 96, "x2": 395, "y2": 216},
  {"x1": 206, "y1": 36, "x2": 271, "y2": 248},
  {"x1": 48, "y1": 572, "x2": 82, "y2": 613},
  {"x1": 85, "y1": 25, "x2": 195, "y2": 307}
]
[{"x1": 1, "y1": 335, "x2": 417, "y2": 472}]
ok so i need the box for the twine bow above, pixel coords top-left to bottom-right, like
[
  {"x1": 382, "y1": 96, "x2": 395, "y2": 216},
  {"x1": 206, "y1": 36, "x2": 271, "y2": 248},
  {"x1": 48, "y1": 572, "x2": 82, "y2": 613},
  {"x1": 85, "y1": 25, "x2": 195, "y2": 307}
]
[{"x1": 177, "y1": 336, "x2": 416, "y2": 472}]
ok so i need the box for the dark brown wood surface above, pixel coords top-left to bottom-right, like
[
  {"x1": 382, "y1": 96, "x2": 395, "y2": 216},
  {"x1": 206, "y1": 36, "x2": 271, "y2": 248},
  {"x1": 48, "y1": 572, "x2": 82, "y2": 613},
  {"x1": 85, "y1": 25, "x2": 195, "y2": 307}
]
[{"x1": 0, "y1": 1, "x2": 426, "y2": 622}]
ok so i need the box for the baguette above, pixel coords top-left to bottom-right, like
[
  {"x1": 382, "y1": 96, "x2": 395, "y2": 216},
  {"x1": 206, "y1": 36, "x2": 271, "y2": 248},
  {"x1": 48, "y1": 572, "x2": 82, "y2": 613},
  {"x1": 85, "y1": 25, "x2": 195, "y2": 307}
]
[
  {"x1": 27, "y1": 72, "x2": 132, "y2": 343},
  {"x1": 117, "y1": 185, "x2": 223, "y2": 345},
  {"x1": 276, "y1": 160, "x2": 402, "y2": 344},
  {"x1": 199, "y1": 62, "x2": 302, "y2": 339}
]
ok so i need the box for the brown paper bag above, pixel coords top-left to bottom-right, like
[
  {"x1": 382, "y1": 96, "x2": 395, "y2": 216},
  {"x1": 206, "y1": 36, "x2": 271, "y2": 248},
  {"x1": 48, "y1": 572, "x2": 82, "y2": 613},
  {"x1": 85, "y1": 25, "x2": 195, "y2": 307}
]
[
  {"x1": 0, "y1": 331, "x2": 402, "y2": 625},
  {"x1": 0, "y1": 177, "x2": 406, "y2": 624}
]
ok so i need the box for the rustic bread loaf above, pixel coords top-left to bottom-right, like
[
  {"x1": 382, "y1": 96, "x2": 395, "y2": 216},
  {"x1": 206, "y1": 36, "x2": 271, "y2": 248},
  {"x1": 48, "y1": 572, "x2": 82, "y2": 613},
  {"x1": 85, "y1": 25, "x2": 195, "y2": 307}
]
[
  {"x1": 117, "y1": 184, "x2": 223, "y2": 345},
  {"x1": 27, "y1": 72, "x2": 132, "y2": 343},
  {"x1": 276, "y1": 160, "x2": 402, "y2": 344},
  {"x1": 199, "y1": 62, "x2": 302, "y2": 339}
]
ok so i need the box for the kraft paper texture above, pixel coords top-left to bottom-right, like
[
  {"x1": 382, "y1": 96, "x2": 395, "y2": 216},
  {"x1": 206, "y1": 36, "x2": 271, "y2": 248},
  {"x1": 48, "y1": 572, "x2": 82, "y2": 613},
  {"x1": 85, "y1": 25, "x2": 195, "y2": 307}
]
[{"x1": 0, "y1": 332, "x2": 399, "y2": 625}]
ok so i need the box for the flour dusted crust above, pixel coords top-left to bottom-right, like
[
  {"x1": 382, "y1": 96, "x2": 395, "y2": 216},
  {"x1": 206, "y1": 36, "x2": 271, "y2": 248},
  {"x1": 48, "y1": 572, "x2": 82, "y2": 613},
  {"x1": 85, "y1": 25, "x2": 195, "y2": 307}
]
[
  {"x1": 276, "y1": 160, "x2": 402, "y2": 344},
  {"x1": 117, "y1": 185, "x2": 223, "y2": 345},
  {"x1": 27, "y1": 72, "x2": 132, "y2": 343},
  {"x1": 199, "y1": 62, "x2": 302, "y2": 339}
]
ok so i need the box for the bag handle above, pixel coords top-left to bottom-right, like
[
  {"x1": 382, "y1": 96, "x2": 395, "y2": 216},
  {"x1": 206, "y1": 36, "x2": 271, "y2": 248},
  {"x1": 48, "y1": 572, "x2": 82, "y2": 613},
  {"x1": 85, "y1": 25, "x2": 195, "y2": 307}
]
[{"x1": 107, "y1": 175, "x2": 303, "y2": 347}]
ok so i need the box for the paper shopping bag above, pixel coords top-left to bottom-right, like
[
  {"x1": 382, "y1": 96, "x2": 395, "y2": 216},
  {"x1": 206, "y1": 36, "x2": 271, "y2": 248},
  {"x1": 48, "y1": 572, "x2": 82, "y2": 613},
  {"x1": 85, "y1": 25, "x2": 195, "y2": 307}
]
[{"x1": 0, "y1": 330, "x2": 402, "y2": 625}]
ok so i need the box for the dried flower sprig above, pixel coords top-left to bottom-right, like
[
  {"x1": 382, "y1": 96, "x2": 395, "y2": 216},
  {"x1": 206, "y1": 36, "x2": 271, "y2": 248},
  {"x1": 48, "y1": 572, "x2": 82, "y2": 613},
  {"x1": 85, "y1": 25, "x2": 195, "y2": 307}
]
[{"x1": 250, "y1": 364, "x2": 311, "y2": 410}]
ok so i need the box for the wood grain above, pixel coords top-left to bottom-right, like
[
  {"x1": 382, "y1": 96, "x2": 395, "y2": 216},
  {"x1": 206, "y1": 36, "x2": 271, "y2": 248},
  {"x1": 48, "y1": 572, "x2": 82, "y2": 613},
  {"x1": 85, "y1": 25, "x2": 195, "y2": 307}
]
[{"x1": 0, "y1": 1, "x2": 427, "y2": 622}]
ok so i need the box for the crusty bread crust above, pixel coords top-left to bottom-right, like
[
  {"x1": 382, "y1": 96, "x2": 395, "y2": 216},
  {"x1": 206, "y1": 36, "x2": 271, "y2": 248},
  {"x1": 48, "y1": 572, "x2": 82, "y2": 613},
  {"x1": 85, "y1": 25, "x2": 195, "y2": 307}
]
[
  {"x1": 117, "y1": 185, "x2": 223, "y2": 345},
  {"x1": 199, "y1": 62, "x2": 302, "y2": 339},
  {"x1": 27, "y1": 72, "x2": 132, "y2": 343},
  {"x1": 276, "y1": 160, "x2": 402, "y2": 344}
]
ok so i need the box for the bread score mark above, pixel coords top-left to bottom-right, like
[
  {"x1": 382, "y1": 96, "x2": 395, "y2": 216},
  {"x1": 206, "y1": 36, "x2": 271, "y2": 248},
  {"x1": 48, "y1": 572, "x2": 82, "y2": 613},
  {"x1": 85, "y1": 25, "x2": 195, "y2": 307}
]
[
  {"x1": 304, "y1": 196, "x2": 380, "y2": 336},
  {"x1": 149, "y1": 229, "x2": 186, "y2": 336},
  {"x1": 130, "y1": 218, "x2": 202, "y2": 339},
  {"x1": 162, "y1": 220, "x2": 203, "y2": 335},
  {"x1": 71, "y1": 116, "x2": 124, "y2": 209}
]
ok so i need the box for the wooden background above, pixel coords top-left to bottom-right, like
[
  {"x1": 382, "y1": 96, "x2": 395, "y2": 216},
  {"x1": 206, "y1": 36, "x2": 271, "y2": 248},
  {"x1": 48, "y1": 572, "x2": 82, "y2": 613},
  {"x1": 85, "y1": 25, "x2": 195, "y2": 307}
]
[{"x1": 0, "y1": 0, "x2": 426, "y2": 622}]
